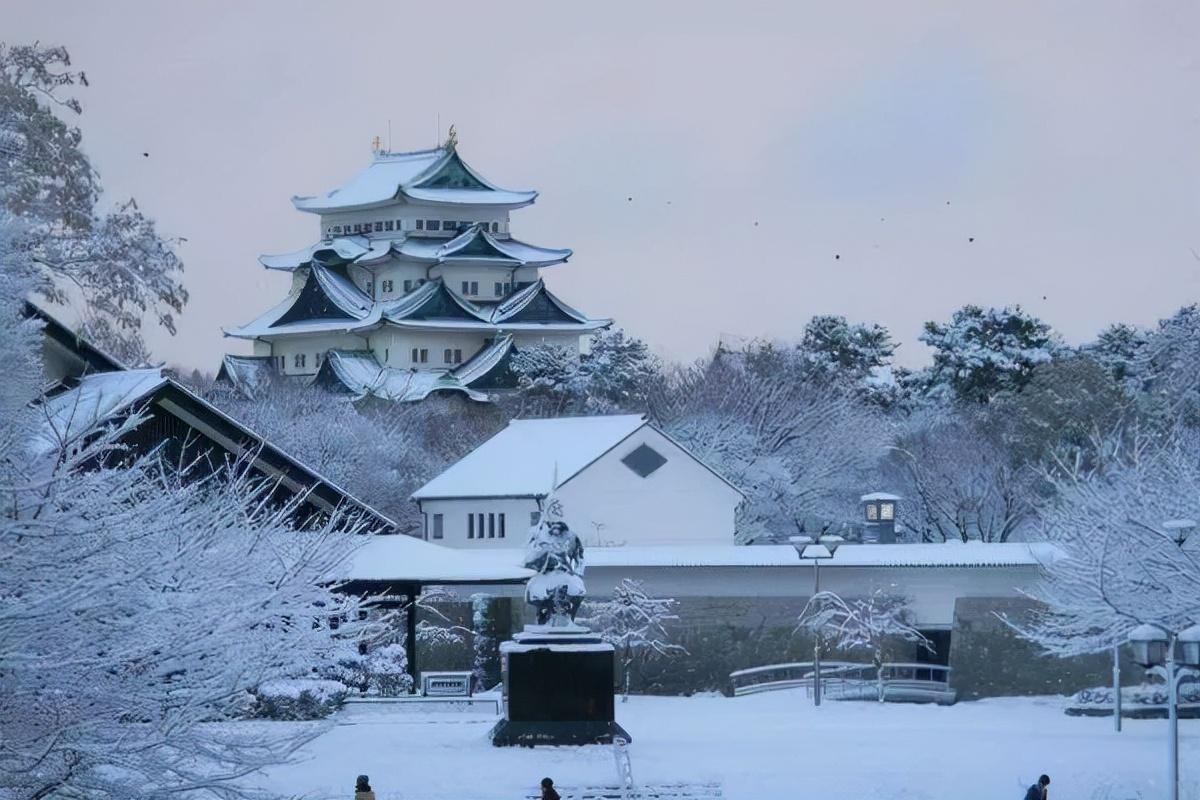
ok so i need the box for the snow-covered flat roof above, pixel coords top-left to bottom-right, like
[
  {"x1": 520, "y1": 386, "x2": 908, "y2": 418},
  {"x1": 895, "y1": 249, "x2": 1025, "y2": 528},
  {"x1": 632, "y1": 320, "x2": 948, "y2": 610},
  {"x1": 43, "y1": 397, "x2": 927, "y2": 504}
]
[
  {"x1": 337, "y1": 534, "x2": 534, "y2": 584},
  {"x1": 338, "y1": 540, "x2": 1057, "y2": 583},
  {"x1": 413, "y1": 414, "x2": 650, "y2": 500}
]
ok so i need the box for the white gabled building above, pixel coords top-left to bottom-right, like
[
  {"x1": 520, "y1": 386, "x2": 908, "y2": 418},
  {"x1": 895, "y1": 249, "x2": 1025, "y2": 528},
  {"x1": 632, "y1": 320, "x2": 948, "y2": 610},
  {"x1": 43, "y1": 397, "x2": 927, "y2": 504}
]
[
  {"x1": 220, "y1": 133, "x2": 610, "y2": 402},
  {"x1": 412, "y1": 414, "x2": 745, "y2": 548}
]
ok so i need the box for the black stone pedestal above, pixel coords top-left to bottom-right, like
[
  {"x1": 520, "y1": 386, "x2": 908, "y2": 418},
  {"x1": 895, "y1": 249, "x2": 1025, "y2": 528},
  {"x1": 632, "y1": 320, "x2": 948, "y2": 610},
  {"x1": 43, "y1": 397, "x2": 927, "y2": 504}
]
[{"x1": 490, "y1": 628, "x2": 631, "y2": 747}]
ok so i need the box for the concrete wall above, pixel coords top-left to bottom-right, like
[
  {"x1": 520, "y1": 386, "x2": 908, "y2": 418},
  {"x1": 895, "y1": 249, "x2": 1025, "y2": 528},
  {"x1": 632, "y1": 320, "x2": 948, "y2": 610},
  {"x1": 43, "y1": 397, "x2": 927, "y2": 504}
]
[{"x1": 948, "y1": 597, "x2": 1142, "y2": 700}]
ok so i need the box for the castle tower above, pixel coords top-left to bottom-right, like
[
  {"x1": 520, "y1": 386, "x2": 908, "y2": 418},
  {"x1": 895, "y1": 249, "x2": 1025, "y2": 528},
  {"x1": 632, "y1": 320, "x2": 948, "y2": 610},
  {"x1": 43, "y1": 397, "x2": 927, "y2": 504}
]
[{"x1": 220, "y1": 136, "x2": 609, "y2": 402}]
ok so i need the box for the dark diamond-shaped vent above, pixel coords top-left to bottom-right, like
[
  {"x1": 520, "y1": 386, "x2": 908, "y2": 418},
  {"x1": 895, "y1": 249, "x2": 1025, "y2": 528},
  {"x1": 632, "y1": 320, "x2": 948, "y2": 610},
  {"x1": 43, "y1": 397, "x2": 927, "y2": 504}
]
[{"x1": 621, "y1": 444, "x2": 667, "y2": 478}]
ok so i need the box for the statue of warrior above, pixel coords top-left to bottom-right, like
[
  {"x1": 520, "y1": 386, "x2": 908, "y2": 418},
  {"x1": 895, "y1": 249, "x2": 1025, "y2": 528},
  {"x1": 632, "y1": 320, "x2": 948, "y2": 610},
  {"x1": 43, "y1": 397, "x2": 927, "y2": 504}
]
[{"x1": 523, "y1": 493, "x2": 586, "y2": 626}]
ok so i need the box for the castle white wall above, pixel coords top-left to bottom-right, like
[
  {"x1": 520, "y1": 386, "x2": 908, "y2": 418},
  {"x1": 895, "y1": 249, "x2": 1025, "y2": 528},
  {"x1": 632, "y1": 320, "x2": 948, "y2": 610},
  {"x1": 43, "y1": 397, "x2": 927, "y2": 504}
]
[
  {"x1": 317, "y1": 203, "x2": 510, "y2": 241},
  {"x1": 366, "y1": 328, "x2": 489, "y2": 368},
  {"x1": 267, "y1": 332, "x2": 369, "y2": 376}
]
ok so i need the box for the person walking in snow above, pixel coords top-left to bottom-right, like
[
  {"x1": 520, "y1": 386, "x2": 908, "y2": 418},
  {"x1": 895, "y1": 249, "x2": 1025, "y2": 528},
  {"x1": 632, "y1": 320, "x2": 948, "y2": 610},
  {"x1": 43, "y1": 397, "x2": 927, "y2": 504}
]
[
  {"x1": 1024, "y1": 774, "x2": 1050, "y2": 800},
  {"x1": 540, "y1": 776, "x2": 561, "y2": 800}
]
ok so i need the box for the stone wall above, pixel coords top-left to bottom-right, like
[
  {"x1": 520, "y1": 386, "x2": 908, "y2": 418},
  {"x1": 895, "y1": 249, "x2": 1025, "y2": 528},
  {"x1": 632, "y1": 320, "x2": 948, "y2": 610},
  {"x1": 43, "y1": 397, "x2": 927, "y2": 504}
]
[{"x1": 947, "y1": 597, "x2": 1143, "y2": 700}]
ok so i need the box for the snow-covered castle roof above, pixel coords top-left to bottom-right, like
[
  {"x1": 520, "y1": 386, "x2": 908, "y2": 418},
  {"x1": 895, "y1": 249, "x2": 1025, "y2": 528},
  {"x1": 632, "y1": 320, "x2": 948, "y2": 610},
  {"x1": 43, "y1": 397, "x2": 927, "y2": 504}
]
[{"x1": 291, "y1": 147, "x2": 537, "y2": 213}]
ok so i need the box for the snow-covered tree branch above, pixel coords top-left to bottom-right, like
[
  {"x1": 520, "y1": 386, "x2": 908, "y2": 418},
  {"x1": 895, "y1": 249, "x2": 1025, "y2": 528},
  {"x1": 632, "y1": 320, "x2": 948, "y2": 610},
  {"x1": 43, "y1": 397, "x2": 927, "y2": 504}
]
[{"x1": 579, "y1": 578, "x2": 685, "y2": 700}]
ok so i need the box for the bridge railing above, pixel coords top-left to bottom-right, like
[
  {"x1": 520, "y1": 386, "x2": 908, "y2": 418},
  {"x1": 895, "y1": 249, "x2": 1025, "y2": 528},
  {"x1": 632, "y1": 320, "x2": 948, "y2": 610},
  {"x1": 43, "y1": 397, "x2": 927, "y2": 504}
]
[{"x1": 729, "y1": 661, "x2": 955, "y2": 704}]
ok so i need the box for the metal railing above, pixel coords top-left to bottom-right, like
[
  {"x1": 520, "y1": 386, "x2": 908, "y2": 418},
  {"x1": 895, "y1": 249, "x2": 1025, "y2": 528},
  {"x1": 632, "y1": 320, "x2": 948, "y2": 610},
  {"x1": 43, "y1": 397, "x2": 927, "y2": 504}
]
[{"x1": 730, "y1": 661, "x2": 956, "y2": 704}]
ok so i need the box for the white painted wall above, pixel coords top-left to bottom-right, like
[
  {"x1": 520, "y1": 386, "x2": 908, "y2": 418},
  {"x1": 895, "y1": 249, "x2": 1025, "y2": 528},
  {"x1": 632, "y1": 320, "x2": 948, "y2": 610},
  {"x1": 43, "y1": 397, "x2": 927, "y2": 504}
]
[
  {"x1": 418, "y1": 497, "x2": 537, "y2": 546},
  {"x1": 366, "y1": 328, "x2": 489, "y2": 368},
  {"x1": 556, "y1": 426, "x2": 742, "y2": 546},
  {"x1": 318, "y1": 203, "x2": 510, "y2": 240},
  {"x1": 266, "y1": 332, "x2": 369, "y2": 376},
  {"x1": 430, "y1": 265, "x2": 531, "y2": 302},
  {"x1": 422, "y1": 426, "x2": 742, "y2": 550}
]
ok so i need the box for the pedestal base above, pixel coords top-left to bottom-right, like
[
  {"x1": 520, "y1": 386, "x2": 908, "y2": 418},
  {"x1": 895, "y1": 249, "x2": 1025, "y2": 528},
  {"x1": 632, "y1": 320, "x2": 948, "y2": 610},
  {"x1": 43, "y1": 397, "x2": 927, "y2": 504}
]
[
  {"x1": 489, "y1": 719, "x2": 631, "y2": 747},
  {"x1": 490, "y1": 626, "x2": 630, "y2": 747}
]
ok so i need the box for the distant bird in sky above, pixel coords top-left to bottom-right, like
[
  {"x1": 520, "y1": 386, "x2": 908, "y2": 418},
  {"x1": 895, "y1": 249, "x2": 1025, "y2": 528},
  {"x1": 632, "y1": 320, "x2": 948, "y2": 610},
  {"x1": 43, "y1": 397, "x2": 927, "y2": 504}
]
[
  {"x1": 143, "y1": 152, "x2": 149, "y2": 157},
  {"x1": 835, "y1": 254, "x2": 840, "y2": 260},
  {"x1": 968, "y1": 237, "x2": 975, "y2": 243}
]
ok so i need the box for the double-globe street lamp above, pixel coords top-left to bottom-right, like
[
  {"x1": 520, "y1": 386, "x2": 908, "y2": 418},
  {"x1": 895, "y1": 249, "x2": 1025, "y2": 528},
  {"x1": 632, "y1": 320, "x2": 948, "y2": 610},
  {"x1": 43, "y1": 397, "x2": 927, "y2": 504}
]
[
  {"x1": 790, "y1": 534, "x2": 844, "y2": 706},
  {"x1": 1128, "y1": 622, "x2": 1200, "y2": 800}
]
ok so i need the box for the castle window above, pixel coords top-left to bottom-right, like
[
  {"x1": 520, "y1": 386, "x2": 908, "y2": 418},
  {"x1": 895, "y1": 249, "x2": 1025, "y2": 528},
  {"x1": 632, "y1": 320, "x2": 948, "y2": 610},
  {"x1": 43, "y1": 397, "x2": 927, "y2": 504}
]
[
  {"x1": 294, "y1": 353, "x2": 306, "y2": 368},
  {"x1": 454, "y1": 349, "x2": 462, "y2": 364},
  {"x1": 384, "y1": 348, "x2": 389, "y2": 362},
  {"x1": 382, "y1": 279, "x2": 394, "y2": 293},
  {"x1": 366, "y1": 280, "x2": 373, "y2": 294},
  {"x1": 461, "y1": 281, "x2": 469, "y2": 295},
  {"x1": 332, "y1": 225, "x2": 342, "y2": 234},
  {"x1": 470, "y1": 281, "x2": 478, "y2": 295},
  {"x1": 494, "y1": 282, "x2": 503, "y2": 297},
  {"x1": 420, "y1": 348, "x2": 428, "y2": 363},
  {"x1": 492, "y1": 222, "x2": 499, "y2": 233},
  {"x1": 385, "y1": 220, "x2": 394, "y2": 231},
  {"x1": 444, "y1": 348, "x2": 453, "y2": 364},
  {"x1": 353, "y1": 223, "x2": 362, "y2": 233},
  {"x1": 425, "y1": 219, "x2": 438, "y2": 231},
  {"x1": 504, "y1": 283, "x2": 512, "y2": 294},
  {"x1": 441, "y1": 220, "x2": 458, "y2": 232},
  {"x1": 621, "y1": 444, "x2": 667, "y2": 478},
  {"x1": 374, "y1": 221, "x2": 383, "y2": 232},
  {"x1": 415, "y1": 219, "x2": 424, "y2": 230},
  {"x1": 404, "y1": 280, "x2": 413, "y2": 292}
]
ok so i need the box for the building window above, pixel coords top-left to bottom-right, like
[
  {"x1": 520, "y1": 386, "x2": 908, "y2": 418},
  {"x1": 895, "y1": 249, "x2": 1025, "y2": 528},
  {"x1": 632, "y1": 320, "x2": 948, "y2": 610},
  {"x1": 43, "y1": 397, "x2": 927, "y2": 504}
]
[
  {"x1": 494, "y1": 281, "x2": 503, "y2": 297},
  {"x1": 404, "y1": 279, "x2": 413, "y2": 292},
  {"x1": 504, "y1": 282, "x2": 512, "y2": 294},
  {"x1": 530, "y1": 511, "x2": 541, "y2": 526},
  {"x1": 488, "y1": 513, "x2": 496, "y2": 538},
  {"x1": 499, "y1": 513, "x2": 506, "y2": 538},
  {"x1": 425, "y1": 219, "x2": 438, "y2": 231},
  {"x1": 866, "y1": 503, "x2": 879, "y2": 521},
  {"x1": 382, "y1": 279, "x2": 394, "y2": 293},
  {"x1": 384, "y1": 347, "x2": 389, "y2": 362},
  {"x1": 880, "y1": 502, "x2": 895, "y2": 521},
  {"x1": 492, "y1": 222, "x2": 499, "y2": 233},
  {"x1": 470, "y1": 281, "x2": 478, "y2": 295},
  {"x1": 468, "y1": 513, "x2": 475, "y2": 539},
  {"x1": 441, "y1": 220, "x2": 457, "y2": 231},
  {"x1": 353, "y1": 223, "x2": 362, "y2": 233},
  {"x1": 461, "y1": 281, "x2": 470, "y2": 295},
  {"x1": 443, "y1": 348, "x2": 453, "y2": 364},
  {"x1": 385, "y1": 220, "x2": 394, "y2": 231},
  {"x1": 420, "y1": 348, "x2": 428, "y2": 363},
  {"x1": 415, "y1": 219, "x2": 424, "y2": 230},
  {"x1": 293, "y1": 353, "x2": 306, "y2": 368},
  {"x1": 621, "y1": 444, "x2": 667, "y2": 478},
  {"x1": 332, "y1": 225, "x2": 342, "y2": 234},
  {"x1": 454, "y1": 349, "x2": 462, "y2": 364},
  {"x1": 432, "y1": 513, "x2": 444, "y2": 539},
  {"x1": 374, "y1": 221, "x2": 383, "y2": 232}
]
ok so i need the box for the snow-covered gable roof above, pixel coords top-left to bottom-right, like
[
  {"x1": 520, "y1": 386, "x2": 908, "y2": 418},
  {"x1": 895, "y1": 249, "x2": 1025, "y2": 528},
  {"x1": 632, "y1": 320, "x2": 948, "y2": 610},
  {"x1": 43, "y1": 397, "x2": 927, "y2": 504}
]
[
  {"x1": 489, "y1": 279, "x2": 592, "y2": 325},
  {"x1": 217, "y1": 355, "x2": 281, "y2": 400},
  {"x1": 291, "y1": 148, "x2": 537, "y2": 214},
  {"x1": 315, "y1": 350, "x2": 489, "y2": 403},
  {"x1": 37, "y1": 368, "x2": 168, "y2": 453},
  {"x1": 36, "y1": 368, "x2": 398, "y2": 529},
  {"x1": 259, "y1": 237, "x2": 371, "y2": 271},
  {"x1": 413, "y1": 414, "x2": 652, "y2": 500},
  {"x1": 224, "y1": 266, "x2": 383, "y2": 340},
  {"x1": 451, "y1": 335, "x2": 515, "y2": 386}
]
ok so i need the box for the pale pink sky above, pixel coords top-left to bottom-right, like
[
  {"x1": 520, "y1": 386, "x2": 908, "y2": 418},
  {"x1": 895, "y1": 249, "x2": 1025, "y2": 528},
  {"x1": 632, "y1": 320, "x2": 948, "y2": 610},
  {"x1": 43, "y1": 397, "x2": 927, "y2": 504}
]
[{"x1": 6, "y1": 1, "x2": 1199, "y2": 370}]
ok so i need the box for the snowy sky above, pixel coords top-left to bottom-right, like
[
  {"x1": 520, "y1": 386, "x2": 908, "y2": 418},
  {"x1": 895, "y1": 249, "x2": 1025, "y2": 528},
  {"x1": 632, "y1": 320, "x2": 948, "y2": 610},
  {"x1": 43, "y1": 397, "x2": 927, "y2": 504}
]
[{"x1": 6, "y1": 1, "x2": 1199, "y2": 370}]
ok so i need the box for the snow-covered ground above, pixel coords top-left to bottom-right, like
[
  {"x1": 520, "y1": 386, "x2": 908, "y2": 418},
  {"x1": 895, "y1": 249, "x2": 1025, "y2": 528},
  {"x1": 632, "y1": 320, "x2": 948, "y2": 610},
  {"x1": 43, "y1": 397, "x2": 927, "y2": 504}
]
[{"x1": 249, "y1": 692, "x2": 1199, "y2": 800}]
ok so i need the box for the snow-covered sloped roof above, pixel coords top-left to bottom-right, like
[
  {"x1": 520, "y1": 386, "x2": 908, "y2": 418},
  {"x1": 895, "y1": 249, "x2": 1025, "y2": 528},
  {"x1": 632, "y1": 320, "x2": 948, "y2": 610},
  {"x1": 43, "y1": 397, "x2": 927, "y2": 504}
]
[
  {"x1": 217, "y1": 355, "x2": 282, "y2": 400},
  {"x1": 36, "y1": 368, "x2": 168, "y2": 453},
  {"x1": 259, "y1": 237, "x2": 371, "y2": 271},
  {"x1": 315, "y1": 350, "x2": 489, "y2": 403},
  {"x1": 337, "y1": 534, "x2": 534, "y2": 584},
  {"x1": 291, "y1": 148, "x2": 537, "y2": 214},
  {"x1": 224, "y1": 265, "x2": 384, "y2": 340},
  {"x1": 451, "y1": 334, "x2": 515, "y2": 386},
  {"x1": 413, "y1": 414, "x2": 651, "y2": 500}
]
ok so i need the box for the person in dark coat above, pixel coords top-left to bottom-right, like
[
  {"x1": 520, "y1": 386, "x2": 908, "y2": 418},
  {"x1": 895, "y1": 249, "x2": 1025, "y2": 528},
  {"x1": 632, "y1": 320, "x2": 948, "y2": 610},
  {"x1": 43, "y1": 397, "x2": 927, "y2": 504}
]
[
  {"x1": 1024, "y1": 774, "x2": 1050, "y2": 800},
  {"x1": 540, "y1": 776, "x2": 561, "y2": 800}
]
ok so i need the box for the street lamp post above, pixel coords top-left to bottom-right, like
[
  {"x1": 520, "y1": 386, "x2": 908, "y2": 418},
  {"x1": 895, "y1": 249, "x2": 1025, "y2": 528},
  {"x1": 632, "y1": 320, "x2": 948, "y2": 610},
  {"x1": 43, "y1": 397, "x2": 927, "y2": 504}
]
[
  {"x1": 1129, "y1": 622, "x2": 1200, "y2": 800},
  {"x1": 790, "y1": 534, "x2": 843, "y2": 707}
]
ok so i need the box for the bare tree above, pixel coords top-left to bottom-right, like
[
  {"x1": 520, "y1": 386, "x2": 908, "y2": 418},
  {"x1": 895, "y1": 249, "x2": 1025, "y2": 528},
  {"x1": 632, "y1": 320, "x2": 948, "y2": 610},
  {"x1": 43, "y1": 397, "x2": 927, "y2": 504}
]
[
  {"x1": 579, "y1": 578, "x2": 685, "y2": 701},
  {"x1": 797, "y1": 588, "x2": 931, "y2": 702},
  {"x1": 1017, "y1": 428, "x2": 1200, "y2": 656},
  {"x1": 652, "y1": 343, "x2": 889, "y2": 542}
]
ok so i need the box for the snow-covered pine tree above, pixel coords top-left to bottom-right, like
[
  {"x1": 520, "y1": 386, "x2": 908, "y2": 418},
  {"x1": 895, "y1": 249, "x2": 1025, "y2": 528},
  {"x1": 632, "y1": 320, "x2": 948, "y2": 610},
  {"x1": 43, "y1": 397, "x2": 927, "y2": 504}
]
[
  {"x1": 579, "y1": 578, "x2": 684, "y2": 701},
  {"x1": 918, "y1": 304, "x2": 1063, "y2": 404},
  {"x1": 796, "y1": 588, "x2": 931, "y2": 702}
]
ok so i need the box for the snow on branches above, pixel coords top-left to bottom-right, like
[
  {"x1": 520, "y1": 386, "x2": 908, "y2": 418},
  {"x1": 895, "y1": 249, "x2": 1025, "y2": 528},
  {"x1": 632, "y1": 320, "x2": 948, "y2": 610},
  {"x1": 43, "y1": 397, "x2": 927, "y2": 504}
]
[
  {"x1": 796, "y1": 588, "x2": 931, "y2": 701},
  {"x1": 1017, "y1": 428, "x2": 1200, "y2": 657},
  {"x1": 579, "y1": 578, "x2": 685, "y2": 700}
]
